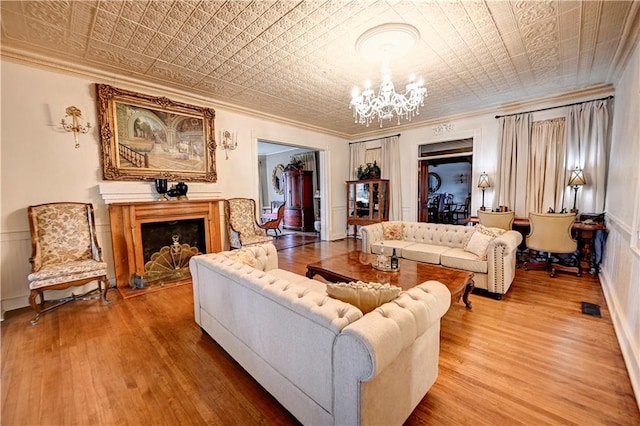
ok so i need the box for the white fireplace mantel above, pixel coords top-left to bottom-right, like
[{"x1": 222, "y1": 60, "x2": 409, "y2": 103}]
[{"x1": 98, "y1": 182, "x2": 222, "y2": 204}]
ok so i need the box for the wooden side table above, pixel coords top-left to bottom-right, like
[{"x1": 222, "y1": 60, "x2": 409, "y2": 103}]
[{"x1": 572, "y1": 222, "x2": 606, "y2": 274}]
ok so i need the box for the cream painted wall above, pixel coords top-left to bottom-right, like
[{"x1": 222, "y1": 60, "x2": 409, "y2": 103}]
[
  {"x1": 601, "y1": 40, "x2": 640, "y2": 407},
  {"x1": 0, "y1": 59, "x2": 349, "y2": 313}
]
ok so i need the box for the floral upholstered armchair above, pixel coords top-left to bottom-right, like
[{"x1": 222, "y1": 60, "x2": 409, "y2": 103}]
[
  {"x1": 224, "y1": 198, "x2": 274, "y2": 249},
  {"x1": 27, "y1": 202, "x2": 110, "y2": 325}
]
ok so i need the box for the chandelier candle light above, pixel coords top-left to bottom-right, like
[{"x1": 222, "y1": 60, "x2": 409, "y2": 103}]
[
  {"x1": 350, "y1": 69, "x2": 427, "y2": 127},
  {"x1": 350, "y1": 23, "x2": 427, "y2": 128}
]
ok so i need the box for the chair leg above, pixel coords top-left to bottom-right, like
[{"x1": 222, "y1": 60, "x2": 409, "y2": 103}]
[
  {"x1": 29, "y1": 279, "x2": 111, "y2": 326},
  {"x1": 550, "y1": 263, "x2": 582, "y2": 278},
  {"x1": 100, "y1": 277, "x2": 111, "y2": 303},
  {"x1": 29, "y1": 289, "x2": 43, "y2": 325},
  {"x1": 523, "y1": 252, "x2": 551, "y2": 272}
]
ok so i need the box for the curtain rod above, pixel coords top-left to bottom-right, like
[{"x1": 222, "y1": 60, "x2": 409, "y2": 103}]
[
  {"x1": 349, "y1": 133, "x2": 401, "y2": 145},
  {"x1": 494, "y1": 95, "x2": 613, "y2": 119}
]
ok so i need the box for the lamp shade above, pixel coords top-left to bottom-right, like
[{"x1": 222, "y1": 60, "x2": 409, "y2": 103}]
[
  {"x1": 568, "y1": 168, "x2": 586, "y2": 187},
  {"x1": 478, "y1": 172, "x2": 491, "y2": 188}
]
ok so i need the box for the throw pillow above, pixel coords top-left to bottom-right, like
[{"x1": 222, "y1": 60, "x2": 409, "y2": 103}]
[
  {"x1": 382, "y1": 222, "x2": 404, "y2": 240},
  {"x1": 463, "y1": 231, "x2": 494, "y2": 259},
  {"x1": 224, "y1": 249, "x2": 258, "y2": 268},
  {"x1": 326, "y1": 281, "x2": 401, "y2": 314},
  {"x1": 463, "y1": 224, "x2": 506, "y2": 260},
  {"x1": 475, "y1": 223, "x2": 506, "y2": 238}
]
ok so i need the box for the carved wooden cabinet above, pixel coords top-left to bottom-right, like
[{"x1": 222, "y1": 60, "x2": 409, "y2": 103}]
[
  {"x1": 283, "y1": 169, "x2": 314, "y2": 231},
  {"x1": 346, "y1": 179, "x2": 390, "y2": 237}
]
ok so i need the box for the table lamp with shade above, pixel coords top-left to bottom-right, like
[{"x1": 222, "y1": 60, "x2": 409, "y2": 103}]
[
  {"x1": 478, "y1": 172, "x2": 491, "y2": 211},
  {"x1": 568, "y1": 167, "x2": 586, "y2": 214}
]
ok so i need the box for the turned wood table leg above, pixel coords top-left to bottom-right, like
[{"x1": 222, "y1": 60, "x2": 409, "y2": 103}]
[{"x1": 462, "y1": 280, "x2": 474, "y2": 310}]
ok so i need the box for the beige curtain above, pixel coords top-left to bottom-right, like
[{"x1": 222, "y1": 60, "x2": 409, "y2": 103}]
[
  {"x1": 349, "y1": 143, "x2": 366, "y2": 180},
  {"x1": 381, "y1": 135, "x2": 402, "y2": 220},
  {"x1": 565, "y1": 99, "x2": 610, "y2": 213},
  {"x1": 527, "y1": 118, "x2": 566, "y2": 213},
  {"x1": 495, "y1": 113, "x2": 532, "y2": 217}
]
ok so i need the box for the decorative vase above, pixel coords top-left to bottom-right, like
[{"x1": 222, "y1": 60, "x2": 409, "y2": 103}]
[
  {"x1": 175, "y1": 182, "x2": 188, "y2": 200},
  {"x1": 154, "y1": 178, "x2": 168, "y2": 201}
]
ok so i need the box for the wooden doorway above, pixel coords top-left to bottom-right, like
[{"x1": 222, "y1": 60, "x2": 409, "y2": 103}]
[
  {"x1": 418, "y1": 161, "x2": 432, "y2": 222},
  {"x1": 417, "y1": 138, "x2": 473, "y2": 223}
]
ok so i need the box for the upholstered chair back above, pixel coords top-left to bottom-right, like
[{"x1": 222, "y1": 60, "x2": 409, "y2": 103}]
[
  {"x1": 29, "y1": 203, "x2": 98, "y2": 271},
  {"x1": 477, "y1": 210, "x2": 515, "y2": 230},
  {"x1": 226, "y1": 198, "x2": 260, "y2": 234},
  {"x1": 526, "y1": 212, "x2": 577, "y2": 254},
  {"x1": 224, "y1": 198, "x2": 273, "y2": 248}
]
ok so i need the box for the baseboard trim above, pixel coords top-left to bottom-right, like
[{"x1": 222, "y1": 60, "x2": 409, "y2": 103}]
[{"x1": 599, "y1": 266, "x2": 640, "y2": 410}]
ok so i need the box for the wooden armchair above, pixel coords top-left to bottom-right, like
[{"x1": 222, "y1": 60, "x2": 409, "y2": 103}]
[
  {"x1": 224, "y1": 198, "x2": 274, "y2": 249},
  {"x1": 27, "y1": 202, "x2": 110, "y2": 325},
  {"x1": 451, "y1": 196, "x2": 471, "y2": 224},
  {"x1": 258, "y1": 203, "x2": 285, "y2": 236}
]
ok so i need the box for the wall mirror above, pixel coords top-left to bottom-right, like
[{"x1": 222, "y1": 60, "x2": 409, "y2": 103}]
[
  {"x1": 428, "y1": 172, "x2": 442, "y2": 192},
  {"x1": 272, "y1": 164, "x2": 285, "y2": 194}
]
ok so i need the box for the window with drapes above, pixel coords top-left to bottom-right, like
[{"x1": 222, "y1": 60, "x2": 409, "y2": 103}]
[{"x1": 495, "y1": 99, "x2": 610, "y2": 217}]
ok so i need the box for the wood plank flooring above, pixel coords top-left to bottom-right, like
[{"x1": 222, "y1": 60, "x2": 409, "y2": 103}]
[{"x1": 2, "y1": 239, "x2": 638, "y2": 425}]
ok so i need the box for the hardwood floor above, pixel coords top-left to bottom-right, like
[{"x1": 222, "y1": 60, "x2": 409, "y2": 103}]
[{"x1": 2, "y1": 239, "x2": 638, "y2": 425}]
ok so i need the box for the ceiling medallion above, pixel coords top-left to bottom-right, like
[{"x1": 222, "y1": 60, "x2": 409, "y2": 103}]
[{"x1": 350, "y1": 24, "x2": 427, "y2": 128}]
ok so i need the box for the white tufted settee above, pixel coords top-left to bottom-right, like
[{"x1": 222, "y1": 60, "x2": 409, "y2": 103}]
[
  {"x1": 189, "y1": 243, "x2": 451, "y2": 425},
  {"x1": 360, "y1": 222, "x2": 523, "y2": 298}
]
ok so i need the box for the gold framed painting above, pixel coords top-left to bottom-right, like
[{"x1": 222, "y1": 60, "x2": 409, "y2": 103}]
[{"x1": 96, "y1": 84, "x2": 217, "y2": 182}]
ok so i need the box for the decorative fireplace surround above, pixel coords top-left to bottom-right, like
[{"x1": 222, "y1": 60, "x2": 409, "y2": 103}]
[{"x1": 100, "y1": 183, "x2": 223, "y2": 298}]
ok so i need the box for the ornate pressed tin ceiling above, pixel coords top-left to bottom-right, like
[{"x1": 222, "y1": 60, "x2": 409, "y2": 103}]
[{"x1": 1, "y1": 1, "x2": 639, "y2": 137}]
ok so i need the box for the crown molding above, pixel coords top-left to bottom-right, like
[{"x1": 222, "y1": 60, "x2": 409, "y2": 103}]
[
  {"x1": 0, "y1": 47, "x2": 351, "y2": 140},
  {"x1": 346, "y1": 83, "x2": 614, "y2": 141},
  {"x1": 1, "y1": 46, "x2": 615, "y2": 141}
]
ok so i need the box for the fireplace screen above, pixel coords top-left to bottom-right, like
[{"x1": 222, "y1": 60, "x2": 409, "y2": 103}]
[{"x1": 134, "y1": 219, "x2": 205, "y2": 288}]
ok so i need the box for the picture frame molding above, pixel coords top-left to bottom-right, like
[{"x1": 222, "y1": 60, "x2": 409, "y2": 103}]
[{"x1": 96, "y1": 83, "x2": 217, "y2": 182}]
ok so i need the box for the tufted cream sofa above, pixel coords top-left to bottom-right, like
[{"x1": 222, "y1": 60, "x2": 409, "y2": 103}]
[
  {"x1": 189, "y1": 243, "x2": 451, "y2": 425},
  {"x1": 360, "y1": 222, "x2": 523, "y2": 298}
]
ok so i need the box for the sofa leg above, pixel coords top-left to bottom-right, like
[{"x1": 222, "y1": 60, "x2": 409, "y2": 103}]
[{"x1": 471, "y1": 288, "x2": 503, "y2": 300}]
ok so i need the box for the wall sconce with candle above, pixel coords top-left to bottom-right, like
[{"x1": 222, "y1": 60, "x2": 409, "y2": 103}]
[
  {"x1": 61, "y1": 106, "x2": 91, "y2": 148},
  {"x1": 219, "y1": 130, "x2": 237, "y2": 159}
]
